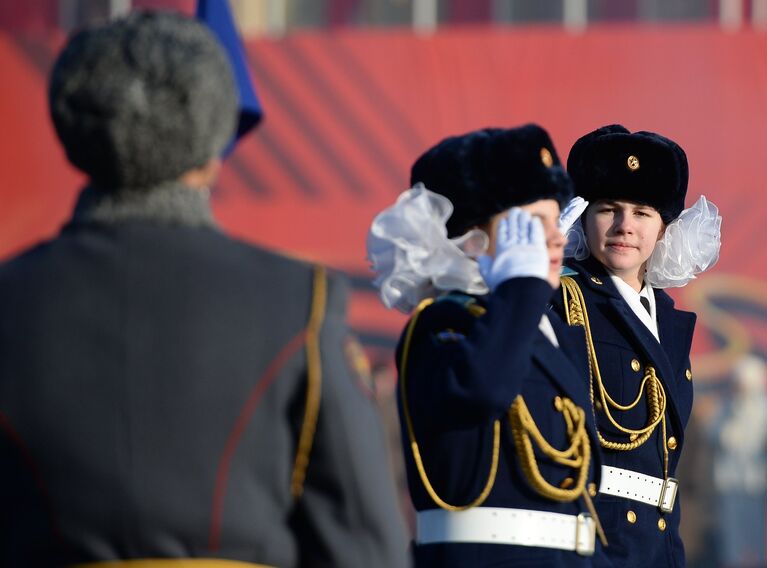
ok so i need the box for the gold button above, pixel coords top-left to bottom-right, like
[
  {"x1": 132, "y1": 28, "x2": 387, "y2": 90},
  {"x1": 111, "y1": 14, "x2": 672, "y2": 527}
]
[
  {"x1": 588, "y1": 483, "x2": 597, "y2": 497},
  {"x1": 685, "y1": 369, "x2": 692, "y2": 381},
  {"x1": 658, "y1": 518, "x2": 667, "y2": 531},
  {"x1": 626, "y1": 510, "x2": 637, "y2": 524},
  {"x1": 631, "y1": 358, "x2": 641, "y2": 372},
  {"x1": 590, "y1": 276, "x2": 603, "y2": 285},
  {"x1": 595, "y1": 400, "x2": 603, "y2": 412},
  {"x1": 540, "y1": 147, "x2": 554, "y2": 167},
  {"x1": 627, "y1": 155, "x2": 640, "y2": 171},
  {"x1": 668, "y1": 436, "x2": 678, "y2": 450}
]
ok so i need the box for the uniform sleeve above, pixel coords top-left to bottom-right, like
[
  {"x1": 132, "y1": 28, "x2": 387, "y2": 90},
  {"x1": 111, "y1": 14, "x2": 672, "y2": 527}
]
[
  {"x1": 399, "y1": 277, "x2": 554, "y2": 428},
  {"x1": 292, "y1": 273, "x2": 410, "y2": 568}
]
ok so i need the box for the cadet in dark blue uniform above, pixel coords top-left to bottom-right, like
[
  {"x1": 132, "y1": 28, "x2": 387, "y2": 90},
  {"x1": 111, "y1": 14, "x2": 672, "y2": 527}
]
[
  {"x1": 552, "y1": 125, "x2": 721, "y2": 568},
  {"x1": 368, "y1": 126, "x2": 610, "y2": 567}
]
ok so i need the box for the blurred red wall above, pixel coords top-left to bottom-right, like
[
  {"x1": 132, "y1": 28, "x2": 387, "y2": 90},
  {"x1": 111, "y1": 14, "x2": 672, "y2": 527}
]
[{"x1": 1, "y1": 23, "x2": 765, "y2": 387}]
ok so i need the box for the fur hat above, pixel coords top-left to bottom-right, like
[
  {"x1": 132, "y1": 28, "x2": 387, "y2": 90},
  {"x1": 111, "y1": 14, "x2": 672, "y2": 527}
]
[
  {"x1": 49, "y1": 10, "x2": 238, "y2": 192},
  {"x1": 410, "y1": 124, "x2": 573, "y2": 238},
  {"x1": 567, "y1": 124, "x2": 688, "y2": 224}
]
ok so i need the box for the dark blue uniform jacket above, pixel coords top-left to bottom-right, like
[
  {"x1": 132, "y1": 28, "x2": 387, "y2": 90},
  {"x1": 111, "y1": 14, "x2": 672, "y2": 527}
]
[
  {"x1": 397, "y1": 277, "x2": 610, "y2": 568},
  {"x1": 552, "y1": 257, "x2": 697, "y2": 568}
]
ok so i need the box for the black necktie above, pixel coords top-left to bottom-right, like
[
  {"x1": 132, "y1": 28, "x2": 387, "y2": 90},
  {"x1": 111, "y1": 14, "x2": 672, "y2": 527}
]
[{"x1": 640, "y1": 296, "x2": 652, "y2": 316}]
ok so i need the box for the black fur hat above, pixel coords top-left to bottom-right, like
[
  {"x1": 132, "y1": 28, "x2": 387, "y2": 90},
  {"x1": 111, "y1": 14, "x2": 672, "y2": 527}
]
[
  {"x1": 410, "y1": 124, "x2": 573, "y2": 238},
  {"x1": 567, "y1": 125, "x2": 688, "y2": 224}
]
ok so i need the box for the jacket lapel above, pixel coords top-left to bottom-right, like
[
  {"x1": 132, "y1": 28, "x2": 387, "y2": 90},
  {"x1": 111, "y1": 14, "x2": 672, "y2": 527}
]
[
  {"x1": 548, "y1": 312, "x2": 591, "y2": 390},
  {"x1": 654, "y1": 289, "x2": 697, "y2": 374},
  {"x1": 531, "y1": 326, "x2": 595, "y2": 434},
  {"x1": 606, "y1": 296, "x2": 682, "y2": 419}
]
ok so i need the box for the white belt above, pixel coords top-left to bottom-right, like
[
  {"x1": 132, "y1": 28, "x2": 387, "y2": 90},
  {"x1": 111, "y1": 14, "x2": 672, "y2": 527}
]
[
  {"x1": 416, "y1": 507, "x2": 596, "y2": 556},
  {"x1": 600, "y1": 465, "x2": 679, "y2": 513}
]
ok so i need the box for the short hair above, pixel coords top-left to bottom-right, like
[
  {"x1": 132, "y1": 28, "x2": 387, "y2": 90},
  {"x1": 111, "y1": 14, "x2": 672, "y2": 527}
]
[{"x1": 49, "y1": 10, "x2": 238, "y2": 191}]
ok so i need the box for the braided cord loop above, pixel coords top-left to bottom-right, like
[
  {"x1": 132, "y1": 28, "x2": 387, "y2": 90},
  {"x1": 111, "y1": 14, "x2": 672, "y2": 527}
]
[
  {"x1": 508, "y1": 395, "x2": 591, "y2": 502},
  {"x1": 561, "y1": 277, "x2": 670, "y2": 478}
]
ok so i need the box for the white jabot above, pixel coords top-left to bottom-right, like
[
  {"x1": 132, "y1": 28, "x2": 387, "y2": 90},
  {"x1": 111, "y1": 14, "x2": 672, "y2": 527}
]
[
  {"x1": 609, "y1": 274, "x2": 659, "y2": 342},
  {"x1": 538, "y1": 314, "x2": 559, "y2": 347}
]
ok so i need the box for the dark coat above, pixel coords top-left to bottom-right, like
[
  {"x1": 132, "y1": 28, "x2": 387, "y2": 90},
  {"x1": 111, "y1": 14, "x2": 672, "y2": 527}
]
[
  {"x1": 551, "y1": 257, "x2": 697, "y2": 568},
  {"x1": 0, "y1": 190, "x2": 408, "y2": 568},
  {"x1": 397, "y1": 277, "x2": 608, "y2": 567}
]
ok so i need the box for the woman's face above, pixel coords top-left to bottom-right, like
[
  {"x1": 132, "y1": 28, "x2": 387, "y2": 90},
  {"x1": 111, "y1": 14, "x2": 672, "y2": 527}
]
[
  {"x1": 584, "y1": 199, "x2": 665, "y2": 287},
  {"x1": 483, "y1": 199, "x2": 565, "y2": 288}
]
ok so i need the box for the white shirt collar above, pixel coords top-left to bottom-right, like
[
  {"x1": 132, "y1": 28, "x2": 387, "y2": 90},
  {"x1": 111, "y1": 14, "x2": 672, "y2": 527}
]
[
  {"x1": 608, "y1": 273, "x2": 659, "y2": 342},
  {"x1": 539, "y1": 314, "x2": 559, "y2": 347}
]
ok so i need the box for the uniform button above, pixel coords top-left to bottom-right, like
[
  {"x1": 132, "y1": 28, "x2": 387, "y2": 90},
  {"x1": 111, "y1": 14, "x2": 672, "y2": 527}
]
[
  {"x1": 631, "y1": 358, "x2": 641, "y2": 372},
  {"x1": 626, "y1": 510, "x2": 637, "y2": 524},
  {"x1": 588, "y1": 483, "x2": 597, "y2": 497},
  {"x1": 668, "y1": 437, "x2": 678, "y2": 450},
  {"x1": 685, "y1": 369, "x2": 692, "y2": 381},
  {"x1": 595, "y1": 400, "x2": 603, "y2": 412},
  {"x1": 658, "y1": 518, "x2": 667, "y2": 531}
]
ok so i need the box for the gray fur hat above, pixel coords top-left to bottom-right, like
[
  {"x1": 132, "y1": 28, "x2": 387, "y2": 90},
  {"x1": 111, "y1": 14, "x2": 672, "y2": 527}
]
[{"x1": 49, "y1": 10, "x2": 238, "y2": 192}]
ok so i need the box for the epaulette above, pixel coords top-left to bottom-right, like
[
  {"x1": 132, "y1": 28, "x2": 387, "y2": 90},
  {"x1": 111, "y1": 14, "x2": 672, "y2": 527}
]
[
  {"x1": 434, "y1": 329, "x2": 466, "y2": 342},
  {"x1": 435, "y1": 292, "x2": 487, "y2": 317}
]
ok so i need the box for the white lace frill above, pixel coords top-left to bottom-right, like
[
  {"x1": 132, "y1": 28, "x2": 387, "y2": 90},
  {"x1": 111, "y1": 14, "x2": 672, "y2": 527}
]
[
  {"x1": 366, "y1": 184, "x2": 489, "y2": 313},
  {"x1": 564, "y1": 217, "x2": 590, "y2": 261},
  {"x1": 645, "y1": 195, "x2": 722, "y2": 288}
]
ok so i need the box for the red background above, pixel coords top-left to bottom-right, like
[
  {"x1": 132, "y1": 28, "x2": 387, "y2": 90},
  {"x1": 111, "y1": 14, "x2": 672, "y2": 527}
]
[{"x1": 1, "y1": 23, "x2": 765, "y2": 393}]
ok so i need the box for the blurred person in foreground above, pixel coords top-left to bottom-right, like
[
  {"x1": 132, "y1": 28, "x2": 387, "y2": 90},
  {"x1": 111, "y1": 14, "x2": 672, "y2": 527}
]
[{"x1": 0, "y1": 11, "x2": 408, "y2": 567}]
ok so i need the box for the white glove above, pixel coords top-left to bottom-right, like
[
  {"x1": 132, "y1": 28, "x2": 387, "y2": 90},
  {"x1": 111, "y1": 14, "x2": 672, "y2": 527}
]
[
  {"x1": 478, "y1": 208, "x2": 549, "y2": 291},
  {"x1": 558, "y1": 196, "x2": 589, "y2": 233}
]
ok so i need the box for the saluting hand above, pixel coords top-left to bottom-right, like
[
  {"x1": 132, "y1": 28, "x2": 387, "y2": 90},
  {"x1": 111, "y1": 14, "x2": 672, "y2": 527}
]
[{"x1": 478, "y1": 208, "x2": 549, "y2": 291}]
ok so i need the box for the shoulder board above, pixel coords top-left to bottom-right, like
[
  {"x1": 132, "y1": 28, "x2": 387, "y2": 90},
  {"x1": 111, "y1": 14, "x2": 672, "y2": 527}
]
[
  {"x1": 434, "y1": 292, "x2": 486, "y2": 317},
  {"x1": 435, "y1": 329, "x2": 467, "y2": 342}
]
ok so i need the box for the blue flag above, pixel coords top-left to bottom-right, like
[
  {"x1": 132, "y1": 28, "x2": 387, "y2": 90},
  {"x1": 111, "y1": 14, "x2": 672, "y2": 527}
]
[{"x1": 196, "y1": 0, "x2": 263, "y2": 148}]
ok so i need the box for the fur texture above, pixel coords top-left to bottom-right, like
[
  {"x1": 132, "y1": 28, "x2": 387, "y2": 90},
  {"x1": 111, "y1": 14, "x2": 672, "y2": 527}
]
[
  {"x1": 49, "y1": 11, "x2": 238, "y2": 192},
  {"x1": 567, "y1": 124, "x2": 688, "y2": 223},
  {"x1": 410, "y1": 125, "x2": 574, "y2": 237}
]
